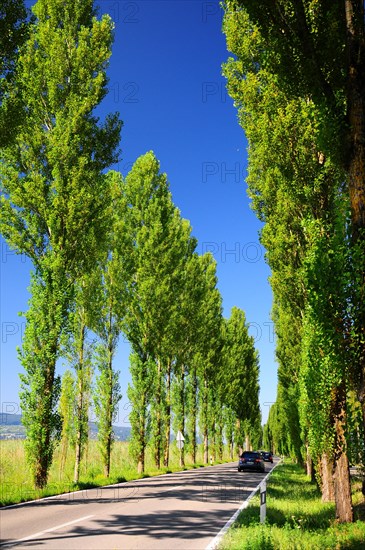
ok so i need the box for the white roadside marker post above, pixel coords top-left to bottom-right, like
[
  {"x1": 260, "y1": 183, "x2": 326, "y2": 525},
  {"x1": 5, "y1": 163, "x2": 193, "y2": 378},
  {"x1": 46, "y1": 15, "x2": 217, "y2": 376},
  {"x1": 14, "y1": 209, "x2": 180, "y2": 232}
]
[
  {"x1": 260, "y1": 481, "x2": 267, "y2": 524},
  {"x1": 176, "y1": 430, "x2": 185, "y2": 467}
]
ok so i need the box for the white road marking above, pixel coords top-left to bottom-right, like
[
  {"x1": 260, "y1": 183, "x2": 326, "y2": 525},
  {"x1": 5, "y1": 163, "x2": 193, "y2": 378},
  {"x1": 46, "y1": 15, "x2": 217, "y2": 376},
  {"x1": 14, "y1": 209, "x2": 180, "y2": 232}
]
[
  {"x1": 1, "y1": 515, "x2": 94, "y2": 548},
  {"x1": 205, "y1": 461, "x2": 282, "y2": 550}
]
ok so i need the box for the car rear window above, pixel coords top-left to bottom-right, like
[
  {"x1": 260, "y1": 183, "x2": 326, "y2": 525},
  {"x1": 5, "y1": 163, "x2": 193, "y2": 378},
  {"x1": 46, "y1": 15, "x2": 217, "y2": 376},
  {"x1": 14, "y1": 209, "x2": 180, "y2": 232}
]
[{"x1": 240, "y1": 451, "x2": 260, "y2": 459}]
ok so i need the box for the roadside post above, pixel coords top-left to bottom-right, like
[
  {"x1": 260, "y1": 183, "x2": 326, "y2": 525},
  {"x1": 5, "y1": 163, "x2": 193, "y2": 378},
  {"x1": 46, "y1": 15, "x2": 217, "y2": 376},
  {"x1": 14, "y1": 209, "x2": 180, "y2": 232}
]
[
  {"x1": 176, "y1": 430, "x2": 185, "y2": 467},
  {"x1": 260, "y1": 480, "x2": 267, "y2": 523}
]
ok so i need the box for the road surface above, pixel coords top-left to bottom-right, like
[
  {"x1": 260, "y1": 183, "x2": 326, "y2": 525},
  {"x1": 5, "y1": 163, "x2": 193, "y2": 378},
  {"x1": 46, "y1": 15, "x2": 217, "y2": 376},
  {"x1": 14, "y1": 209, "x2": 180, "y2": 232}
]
[{"x1": 1, "y1": 460, "x2": 276, "y2": 549}]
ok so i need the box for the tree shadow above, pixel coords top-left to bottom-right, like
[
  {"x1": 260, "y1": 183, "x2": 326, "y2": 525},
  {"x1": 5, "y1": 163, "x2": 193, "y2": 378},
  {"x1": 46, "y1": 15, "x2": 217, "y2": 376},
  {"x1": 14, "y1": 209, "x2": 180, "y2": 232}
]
[{"x1": 4, "y1": 506, "x2": 246, "y2": 548}]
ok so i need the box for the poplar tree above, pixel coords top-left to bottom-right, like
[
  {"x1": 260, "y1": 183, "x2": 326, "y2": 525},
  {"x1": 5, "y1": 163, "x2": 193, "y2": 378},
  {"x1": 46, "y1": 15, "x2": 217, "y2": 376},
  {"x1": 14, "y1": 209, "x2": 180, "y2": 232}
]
[
  {"x1": 196, "y1": 253, "x2": 223, "y2": 464},
  {"x1": 185, "y1": 360, "x2": 200, "y2": 464},
  {"x1": 127, "y1": 353, "x2": 155, "y2": 473},
  {"x1": 171, "y1": 253, "x2": 205, "y2": 467},
  {"x1": 93, "y1": 268, "x2": 124, "y2": 478},
  {"x1": 159, "y1": 218, "x2": 196, "y2": 468},
  {"x1": 121, "y1": 152, "x2": 196, "y2": 470},
  {"x1": 222, "y1": 307, "x2": 260, "y2": 450},
  {"x1": 223, "y1": 407, "x2": 236, "y2": 460},
  {"x1": 227, "y1": 0, "x2": 365, "y2": 509},
  {"x1": 0, "y1": 0, "x2": 121, "y2": 488},
  {"x1": 93, "y1": 173, "x2": 125, "y2": 478},
  {"x1": 94, "y1": 344, "x2": 122, "y2": 478},
  {"x1": 66, "y1": 277, "x2": 97, "y2": 484},
  {"x1": 223, "y1": 2, "x2": 356, "y2": 520}
]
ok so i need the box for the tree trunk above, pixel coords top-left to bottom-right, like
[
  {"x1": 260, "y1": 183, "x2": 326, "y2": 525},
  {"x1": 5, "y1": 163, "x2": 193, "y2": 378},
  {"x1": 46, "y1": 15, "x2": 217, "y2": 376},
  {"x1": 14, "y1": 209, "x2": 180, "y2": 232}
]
[
  {"x1": 345, "y1": 0, "x2": 365, "y2": 485},
  {"x1": 218, "y1": 422, "x2": 223, "y2": 461},
  {"x1": 137, "y1": 425, "x2": 145, "y2": 475},
  {"x1": 203, "y1": 378, "x2": 209, "y2": 464},
  {"x1": 312, "y1": 460, "x2": 320, "y2": 489},
  {"x1": 74, "y1": 430, "x2": 82, "y2": 483},
  {"x1": 306, "y1": 443, "x2": 313, "y2": 478},
  {"x1": 332, "y1": 382, "x2": 354, "y2": 522},
  {"x1": 191, "y1": 369, "x2": 198, "y2": 464},
  {"x1": 34, "y1": 369, "x2": 53, "y2": 489},
  {"x1": 104, "y1": 343, "x2": 114, "y2": 478},
  {"x1": 163, "y1": 361, "x2": 171, "y2": 468},
  {"x1": 333, "y1": 449, "x2": 353, "y2": 523},
  {"x1": 236, "y1": 418, "x2": 243, "y2": 455},
  {"x1": 179, "y1": 364, "x2": 185, "y2": 468},
  {"x1": 320, "y1": 453, "x2": 335, "y2": 502},
  {"x1": 137, "y1": 387, "x2": 147, "y2": 475},
  {"x1": 59, "y1": 438, "x2": 68, "y2": 479},
  {"x1": 204, "y1": 432, "x2": 208, "y2": 464},
  {"x1": 154, "y1": 359, "x2": 162, "y2": 469},
  {"x1": 74, "y1": 323, "x2": 86, "y2": 484},
  {"x1": 211, "y1": 415, "x2": 216, "y2": 461}
]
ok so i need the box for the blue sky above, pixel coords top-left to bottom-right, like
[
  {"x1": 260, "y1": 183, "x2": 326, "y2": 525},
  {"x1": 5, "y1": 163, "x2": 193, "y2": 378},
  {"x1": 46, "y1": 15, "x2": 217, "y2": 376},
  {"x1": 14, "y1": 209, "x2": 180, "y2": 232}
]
[{"x1": 0, "y1": 0, "x2": 277, "y2": 426}]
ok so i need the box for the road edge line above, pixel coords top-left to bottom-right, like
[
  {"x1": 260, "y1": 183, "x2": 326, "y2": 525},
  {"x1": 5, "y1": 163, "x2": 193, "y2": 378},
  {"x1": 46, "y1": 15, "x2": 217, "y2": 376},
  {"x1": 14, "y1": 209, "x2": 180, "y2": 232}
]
[{"x1": 205, "y1": 459, "x2": 282, "y2": 550}]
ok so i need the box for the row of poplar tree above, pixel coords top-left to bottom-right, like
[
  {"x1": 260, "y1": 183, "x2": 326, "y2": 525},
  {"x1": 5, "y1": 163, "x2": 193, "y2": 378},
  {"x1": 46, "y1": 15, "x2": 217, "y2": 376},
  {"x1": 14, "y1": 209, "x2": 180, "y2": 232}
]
[
  {"x1": 0, "y1": 0, "x2": 261, "y2": 490},
  {"x1": 222, "y1": 0, "x2": 365, "y2": 524}
]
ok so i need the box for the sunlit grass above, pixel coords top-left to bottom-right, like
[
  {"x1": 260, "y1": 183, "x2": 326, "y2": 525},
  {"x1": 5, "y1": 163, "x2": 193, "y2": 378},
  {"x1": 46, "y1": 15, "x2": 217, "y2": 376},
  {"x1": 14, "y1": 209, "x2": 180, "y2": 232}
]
[
  {"x1": 219, "y1": 460, "x2": 365, "y2": 550},
  {"x1": 0, "y1": 439, "x2": 230, "y2": 505}
]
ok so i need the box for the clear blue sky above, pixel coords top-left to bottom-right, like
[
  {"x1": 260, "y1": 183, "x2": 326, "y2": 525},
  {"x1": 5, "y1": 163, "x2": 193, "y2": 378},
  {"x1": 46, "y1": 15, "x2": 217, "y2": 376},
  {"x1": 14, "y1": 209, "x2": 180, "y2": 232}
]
[{"x1": 0, "y1": 0, "x2": 277, "y2": 426}]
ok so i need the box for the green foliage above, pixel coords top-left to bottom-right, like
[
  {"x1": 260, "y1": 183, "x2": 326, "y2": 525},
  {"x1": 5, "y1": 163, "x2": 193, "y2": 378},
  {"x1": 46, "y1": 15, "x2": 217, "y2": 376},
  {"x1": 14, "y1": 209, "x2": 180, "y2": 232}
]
[
  {"x1": 346, "y1": 391, "x2": 365, "y2": 474},
  {"x1": 1, "y1": 0, "x2": 121, "y2": 488},
  {"x1": 19, "y1": 274, "x2": 64, "y2": 487},
  {"x1": 93, "y1": 342, "x2": 122, "y2": 476},
  {"x1": 299, "y1": 210, "x2": 351, "y2": 460},
  {"x1": 0, "y1": 1, "x2": 121, "y2": 275},
  {"x1": 59, "y1": 369, "x2": 76, "y2": 446},
  {"x1": 224, "y1": 0, "x2": 365, "y2": 514},
  {"x1": 127, "y1": 353, "x2": 155, "y2": 469},
  {"x1": 222, "y1": 307, "x2": 260, "y2": 427},
  {"x1": 195, "y1": 254, "x2": 223, "y2": 462},
  {"x1": 58, "y1": 369, "x2": 76, "y2": 475},
  {"x1": 0, "y1": 0, "x2": 29, "y2": 145},
  {"x1": 0, "y1": 1, "x2": 28, "y2": 78},
  {"x1": 223, "y1": 3, "x2": 356, "y2": 509},
  {"x1": 119, "y1": 151, "x2": 202, "y2": 469},
  {"x1": 219, "y1": 461, "x2": 365, "y2": 549},
  {"x1": 64, "y1": 285, "x2": 95, "y2": 482},
  {"x1": 225, "y1": 0, "x2": 347, "y2": 164}
]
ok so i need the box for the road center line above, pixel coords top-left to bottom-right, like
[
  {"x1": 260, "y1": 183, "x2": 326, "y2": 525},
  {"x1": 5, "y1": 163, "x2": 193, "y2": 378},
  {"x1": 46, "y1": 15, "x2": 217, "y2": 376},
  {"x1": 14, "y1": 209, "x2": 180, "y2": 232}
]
[{"x1": 1, "y1": 515, "x2": 95, "y2": 548}]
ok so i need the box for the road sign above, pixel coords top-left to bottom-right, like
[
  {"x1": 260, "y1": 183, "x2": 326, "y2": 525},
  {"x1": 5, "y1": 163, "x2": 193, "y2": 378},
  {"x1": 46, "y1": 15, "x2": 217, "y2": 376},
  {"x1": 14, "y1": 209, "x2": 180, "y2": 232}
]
[{"x1": 176, "y1": 430, "x2": 185, "y2": 450}]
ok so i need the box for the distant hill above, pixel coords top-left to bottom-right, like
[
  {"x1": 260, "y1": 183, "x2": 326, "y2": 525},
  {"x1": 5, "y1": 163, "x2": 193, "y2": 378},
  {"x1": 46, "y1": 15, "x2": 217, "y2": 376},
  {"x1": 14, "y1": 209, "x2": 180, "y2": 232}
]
[
  {"x1": 0, "y1": 413, "x2": 22, "y2": 425},
  {"x1": 0, "y1": 414, "x2": 131, "y2": 441},
  {"x1": 88, "y1": 422, "x2": 131, "y2": 442}
]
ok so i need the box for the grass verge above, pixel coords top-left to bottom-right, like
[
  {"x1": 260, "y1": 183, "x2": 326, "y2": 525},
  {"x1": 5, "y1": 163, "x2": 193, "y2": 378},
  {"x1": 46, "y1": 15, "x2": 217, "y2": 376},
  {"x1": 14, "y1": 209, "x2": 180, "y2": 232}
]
[
  {"x1": 0, "y1": 439, "x2": 228, "y2": 506},
  {"x1": 219, "y1": 460, "x2": 365, "y2": 550}
]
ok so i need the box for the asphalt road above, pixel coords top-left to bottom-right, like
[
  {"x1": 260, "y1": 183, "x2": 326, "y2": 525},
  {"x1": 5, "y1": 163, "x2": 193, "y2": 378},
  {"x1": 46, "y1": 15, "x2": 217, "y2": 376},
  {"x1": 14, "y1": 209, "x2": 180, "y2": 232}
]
[{"x1": 0, "y1": 460, "x2": 276, "y2": 550}]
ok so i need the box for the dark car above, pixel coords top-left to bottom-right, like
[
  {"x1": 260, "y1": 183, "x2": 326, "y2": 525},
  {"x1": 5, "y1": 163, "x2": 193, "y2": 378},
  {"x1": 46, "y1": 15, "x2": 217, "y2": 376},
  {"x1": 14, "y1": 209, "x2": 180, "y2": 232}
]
[
  {"x1": 238, "y1": 451, "x2": 265, "y2": 472},
  {"x1": 261, "y1": 451, "x2": 273, "y2": 463}
]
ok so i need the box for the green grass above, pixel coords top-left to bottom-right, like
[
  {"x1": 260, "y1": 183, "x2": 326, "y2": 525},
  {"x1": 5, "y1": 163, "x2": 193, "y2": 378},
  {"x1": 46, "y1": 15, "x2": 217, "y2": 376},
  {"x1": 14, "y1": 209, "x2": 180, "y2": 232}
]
[
  {"x1": 219, "y1": 460, "x2": 365, "y2": 550},
  {"x1": 0, "y1": 439, "x2": 230, "y2": 506}
]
